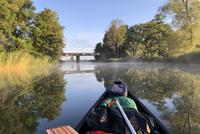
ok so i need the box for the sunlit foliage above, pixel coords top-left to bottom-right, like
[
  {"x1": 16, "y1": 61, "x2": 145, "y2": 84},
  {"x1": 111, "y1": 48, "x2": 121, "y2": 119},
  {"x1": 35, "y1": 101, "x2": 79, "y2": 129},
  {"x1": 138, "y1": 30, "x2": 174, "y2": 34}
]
[
  {"x1": 0, "y1": 0, "x2": 64, "y2": 63},
  {"x1": 95, "y1": 0, "x2": 200, "y2": 61}
]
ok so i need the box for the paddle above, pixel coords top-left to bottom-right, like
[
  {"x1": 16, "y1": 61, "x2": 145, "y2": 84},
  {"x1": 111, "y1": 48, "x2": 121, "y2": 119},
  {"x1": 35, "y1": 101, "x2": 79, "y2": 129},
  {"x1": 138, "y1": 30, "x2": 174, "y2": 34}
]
[{"x1": 115, "y1": 99, "x2": 137, "y2": 134}]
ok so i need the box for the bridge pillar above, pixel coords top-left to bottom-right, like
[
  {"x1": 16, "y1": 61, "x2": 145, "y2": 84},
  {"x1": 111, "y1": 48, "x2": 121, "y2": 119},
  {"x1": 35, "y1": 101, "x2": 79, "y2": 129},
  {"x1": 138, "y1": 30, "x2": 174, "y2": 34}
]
[
  {"x1": 76, "y1": 63, "x2": 80, "y2": 71},
  {"x1": 76, "y1": 55, "x2": 80, "y2": 63},
  {"x1": 71, "y1": 56, "x2": 74, "y2": 61}
]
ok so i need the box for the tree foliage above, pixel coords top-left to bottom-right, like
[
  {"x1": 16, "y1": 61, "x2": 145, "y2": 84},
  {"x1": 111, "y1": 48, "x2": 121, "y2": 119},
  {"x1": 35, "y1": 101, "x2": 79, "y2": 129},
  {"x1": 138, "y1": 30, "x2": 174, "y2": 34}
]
[
  {"x1": 95, "y1": 19, "x2": 128, "y2": 59},
  {"x1": 94, "y1": 42, "x2": 103, "y2": 60},
  {"x1": 33, "y1": 9, "x2": 64, "y2": 60},
  {"x1": 124, "y1": 19, "x2": 173, "y2": 58},
  {"x1": 95, "y1": 0, "x2": 200, "y2": 60},
  {"x1": 158, "y1": 0, "x2": 200, "y2": 54},
  {"x1": 0, "y1": 0, "x2": 64, "y2": 61},
  {"x1": 0, "y1": 0, "x2": 35, "y2": 52},
  {"x1": 95, "y1": 19, "x2": 173, "y2": 60}
]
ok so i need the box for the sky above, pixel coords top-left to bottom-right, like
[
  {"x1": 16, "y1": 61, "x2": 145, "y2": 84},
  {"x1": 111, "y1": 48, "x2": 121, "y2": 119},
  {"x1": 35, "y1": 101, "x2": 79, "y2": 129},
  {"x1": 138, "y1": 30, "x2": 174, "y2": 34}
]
[{"x1": 33, "y1": 0, "x2": 166, "y2": 52}]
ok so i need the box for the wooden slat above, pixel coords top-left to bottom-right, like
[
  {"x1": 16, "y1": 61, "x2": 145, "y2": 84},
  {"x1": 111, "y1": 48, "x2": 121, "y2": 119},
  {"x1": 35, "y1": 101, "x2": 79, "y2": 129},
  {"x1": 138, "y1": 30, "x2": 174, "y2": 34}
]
[{"x1": 47, "y1": 125, "x2": 79, "y2": 134}]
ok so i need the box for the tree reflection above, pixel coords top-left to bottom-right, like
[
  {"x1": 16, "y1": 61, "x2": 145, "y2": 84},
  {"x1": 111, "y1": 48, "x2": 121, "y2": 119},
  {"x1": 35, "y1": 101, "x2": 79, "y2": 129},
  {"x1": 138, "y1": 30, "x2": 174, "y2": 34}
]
[
  {"x1": 0, "y1": 70, "x2": 66, "y2": 134},
  {"x1": 95, "y1": 64, "x2": 200, "y2": 134}
]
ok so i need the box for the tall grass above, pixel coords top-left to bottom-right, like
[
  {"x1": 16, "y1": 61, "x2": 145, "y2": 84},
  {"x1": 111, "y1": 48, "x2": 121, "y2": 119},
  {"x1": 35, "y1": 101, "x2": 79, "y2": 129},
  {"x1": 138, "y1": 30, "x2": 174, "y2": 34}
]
[
  {"x1": 0, "y1": 51, "x2": 52, "y2": 69},
  {"x1": 0, "y1": 51, "x2": 60, "y2": 103}
]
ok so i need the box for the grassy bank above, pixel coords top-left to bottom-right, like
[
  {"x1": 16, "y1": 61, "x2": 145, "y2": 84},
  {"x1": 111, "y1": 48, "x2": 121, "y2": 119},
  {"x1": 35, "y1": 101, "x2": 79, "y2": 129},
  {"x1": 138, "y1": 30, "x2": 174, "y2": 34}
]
[
  {"x1": 0, "y1": 52, "x2": 53, "y2": 70},
  {"x1": 139, "y1": 51, "x2": 200, "y2": 63},
  {"x1": 95, "y1": 51, "x2": 200, "y2": 64},
  {"x1": 167, "y1": 51, "x2": 200, "y2": 64}
]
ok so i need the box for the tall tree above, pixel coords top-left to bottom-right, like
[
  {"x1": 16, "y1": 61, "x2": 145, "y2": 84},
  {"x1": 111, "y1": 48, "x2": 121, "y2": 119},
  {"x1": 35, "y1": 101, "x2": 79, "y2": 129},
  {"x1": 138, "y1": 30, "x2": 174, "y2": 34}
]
[
  {"x1": 33, "y1": 9, "x2": 64, "y2": 60},
  {"x1": 159, "y1": 0, "x2": 200, "y2": 53},
  {"x1": 0, "y1": 0, "x2": 35, "y2": 52},
  {"x1": 103, "y1": 19, "x2": 128, "y2": 58},
  {"x1": 94, "y1": 42, "x2": 103, "y2": 60},
  {"x1": 15, "y1": 0, "x2": 36, "y2": 51},
  {"x1": 124, "y1": 19, "x2": 173, "y2": 58}
]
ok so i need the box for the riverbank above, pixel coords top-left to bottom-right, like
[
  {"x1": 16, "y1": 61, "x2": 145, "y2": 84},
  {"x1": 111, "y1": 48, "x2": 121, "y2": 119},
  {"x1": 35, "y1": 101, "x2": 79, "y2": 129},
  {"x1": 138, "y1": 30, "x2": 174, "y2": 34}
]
[{"x1": 94, "y1": 51, "x2": 200, "y2": 64}]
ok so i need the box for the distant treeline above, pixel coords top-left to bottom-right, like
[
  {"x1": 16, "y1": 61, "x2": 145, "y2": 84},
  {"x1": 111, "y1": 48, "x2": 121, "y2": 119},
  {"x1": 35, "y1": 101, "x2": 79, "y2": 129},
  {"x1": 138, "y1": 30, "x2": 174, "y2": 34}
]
[
  {"x1": 95, "y1": 0, "x2": 200, "y2": 61},
  {"x1": 0, "y1": 0, "x2": 64, "y2": 61}
]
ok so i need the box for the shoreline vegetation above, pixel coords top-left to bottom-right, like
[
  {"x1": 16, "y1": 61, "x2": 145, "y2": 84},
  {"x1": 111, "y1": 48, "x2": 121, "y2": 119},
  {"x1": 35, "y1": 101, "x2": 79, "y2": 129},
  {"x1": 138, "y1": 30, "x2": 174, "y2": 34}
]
[
  {"x1": 1, "y1": 0, "x2": 200, "y2": 68},
  {"x1": 94, "y1": 51, "x2": 200, "y2": 64},
  {"x1": 0, "y1": 51, "x2": 58, "y2": 90},
  {"x1": 0, "y1": 52, "x2": 53, "y2": 70},
  {"x1": 94, "y1": 1, "x2": 200, "y2": 63}
]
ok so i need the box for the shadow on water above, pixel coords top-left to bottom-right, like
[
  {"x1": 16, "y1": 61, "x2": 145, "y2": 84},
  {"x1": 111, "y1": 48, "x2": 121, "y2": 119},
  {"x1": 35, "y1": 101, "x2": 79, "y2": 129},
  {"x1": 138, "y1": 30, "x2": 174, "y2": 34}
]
[
  {"x1": 94, "y1": 62, "x2": 200, "y2": 134},
  {"x1": 0, "y1": 68, "x2": 66, "y2": 134}
]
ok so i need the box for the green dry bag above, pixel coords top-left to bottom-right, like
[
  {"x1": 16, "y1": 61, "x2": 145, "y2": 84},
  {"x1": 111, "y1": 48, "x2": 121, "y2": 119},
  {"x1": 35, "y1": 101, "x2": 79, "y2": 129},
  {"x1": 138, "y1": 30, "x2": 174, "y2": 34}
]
[{"x1": 100, "y1": 96, "x2": 138, "y2": 110}]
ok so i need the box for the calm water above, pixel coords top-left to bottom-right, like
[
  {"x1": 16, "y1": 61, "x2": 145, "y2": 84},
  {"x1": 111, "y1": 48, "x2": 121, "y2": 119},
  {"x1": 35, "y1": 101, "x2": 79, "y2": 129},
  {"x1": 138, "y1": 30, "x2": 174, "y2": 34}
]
[{"x1": 0, "y1": 62, "x2": 200, "y2": 134}]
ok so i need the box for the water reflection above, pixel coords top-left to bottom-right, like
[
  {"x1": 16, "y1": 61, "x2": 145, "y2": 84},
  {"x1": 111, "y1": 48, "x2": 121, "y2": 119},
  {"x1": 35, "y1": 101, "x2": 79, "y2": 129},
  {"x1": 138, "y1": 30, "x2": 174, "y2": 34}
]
[
  {"x1": 0, "y1": 70, "x2": 66, "y2": 134},
  {"x1": 0, "y1": 62, "x2": 200, "y2": 134},
  {"x1": 95, "y1": 63, "x2": 200, "y2": 134}
]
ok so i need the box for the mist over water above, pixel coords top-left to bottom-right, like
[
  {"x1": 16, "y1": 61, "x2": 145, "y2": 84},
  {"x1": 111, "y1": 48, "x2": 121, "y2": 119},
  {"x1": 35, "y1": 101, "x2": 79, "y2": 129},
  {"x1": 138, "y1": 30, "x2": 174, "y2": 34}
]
[{"x1": 0, "y1": 62, "x2": 200, "y2": 134}]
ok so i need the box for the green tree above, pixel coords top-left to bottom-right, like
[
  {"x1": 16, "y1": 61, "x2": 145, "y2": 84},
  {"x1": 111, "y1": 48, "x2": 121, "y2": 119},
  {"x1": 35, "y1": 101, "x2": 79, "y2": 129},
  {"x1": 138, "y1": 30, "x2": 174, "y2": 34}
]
[
  {"x1": 102, "y1": 19, "x2": 128, "y2": 58},
  {"x1": 33, "y1": 9, "x2": 64, "y2": 60},
  {"x1": 124, "y1": 19, "x2": 173, "y2": 58},
  {"x1": 0, "y1": 0, "x2": 35, "y2": 52},
  {"x1": 94, "y1": 42, "x2": 103, "y2": 60},
  {"x1": 159, "y1": 0, "x2": 200, "y2": 53}
]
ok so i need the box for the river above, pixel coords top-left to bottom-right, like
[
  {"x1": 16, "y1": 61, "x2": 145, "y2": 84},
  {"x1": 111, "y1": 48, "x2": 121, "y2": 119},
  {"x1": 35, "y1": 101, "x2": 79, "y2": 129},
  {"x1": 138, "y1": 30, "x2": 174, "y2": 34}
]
[{"x1": 0, "y1": 62, "x2": 200, "y2": 134}]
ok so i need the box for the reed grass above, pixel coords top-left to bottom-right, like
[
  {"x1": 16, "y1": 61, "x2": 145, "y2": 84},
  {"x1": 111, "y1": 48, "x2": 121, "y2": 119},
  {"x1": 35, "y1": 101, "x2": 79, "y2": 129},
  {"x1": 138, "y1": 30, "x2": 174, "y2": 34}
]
[
  {"x1": 0, "y1": 51, "x2": 56, "y2": 90},
  {"x1": 0, "y1": 51, "x2": 52, "y2": 69}
]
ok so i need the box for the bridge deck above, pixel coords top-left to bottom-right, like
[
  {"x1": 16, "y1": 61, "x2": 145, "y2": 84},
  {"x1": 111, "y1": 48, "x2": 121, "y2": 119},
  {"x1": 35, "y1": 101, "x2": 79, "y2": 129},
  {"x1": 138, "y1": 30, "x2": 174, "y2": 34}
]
[{"x1": 63, "y1": 52, "x2": 95, "y2": 56}]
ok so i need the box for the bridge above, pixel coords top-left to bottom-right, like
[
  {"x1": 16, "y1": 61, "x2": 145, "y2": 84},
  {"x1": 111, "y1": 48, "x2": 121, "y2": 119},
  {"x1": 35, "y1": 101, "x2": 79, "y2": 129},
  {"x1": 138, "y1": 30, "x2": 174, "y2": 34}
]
[{"x1": 63, "y1": 52, "x2": 95, "y2": 62}]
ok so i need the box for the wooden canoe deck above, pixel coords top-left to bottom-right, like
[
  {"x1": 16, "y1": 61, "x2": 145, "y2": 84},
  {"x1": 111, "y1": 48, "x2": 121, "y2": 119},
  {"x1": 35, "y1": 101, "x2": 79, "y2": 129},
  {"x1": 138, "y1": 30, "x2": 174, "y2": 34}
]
[{"x1": 46, "y1": 125, "x2": 78, "y2": 134}]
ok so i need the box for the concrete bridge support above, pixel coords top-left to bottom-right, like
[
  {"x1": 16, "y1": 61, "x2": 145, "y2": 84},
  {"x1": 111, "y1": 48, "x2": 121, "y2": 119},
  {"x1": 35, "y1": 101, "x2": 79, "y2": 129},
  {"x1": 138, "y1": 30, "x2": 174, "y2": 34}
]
[
  {"x1": 76, "y1": 55, "x2": 80, "y2": 63},
  {"x1": 70, "y1": 56, "x2": 74, "y2": 61},
  {"x1": 76, "y1": 63, "x2": 80, "y2": 71}
]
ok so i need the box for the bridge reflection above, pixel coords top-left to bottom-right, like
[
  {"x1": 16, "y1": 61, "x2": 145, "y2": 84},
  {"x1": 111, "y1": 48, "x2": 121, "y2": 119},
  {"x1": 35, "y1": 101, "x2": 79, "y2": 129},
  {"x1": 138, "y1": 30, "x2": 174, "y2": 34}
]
[{"x1": 61, "y1": 63, "x2": 95, "y2": 74}]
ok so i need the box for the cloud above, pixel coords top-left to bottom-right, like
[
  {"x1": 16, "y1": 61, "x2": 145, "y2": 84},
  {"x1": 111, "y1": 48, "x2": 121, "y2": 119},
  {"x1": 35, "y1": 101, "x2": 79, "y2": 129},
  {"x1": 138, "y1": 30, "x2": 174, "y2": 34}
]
[{"x1": 63, "y1": 31, "x2": 104, "y2": 53}]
